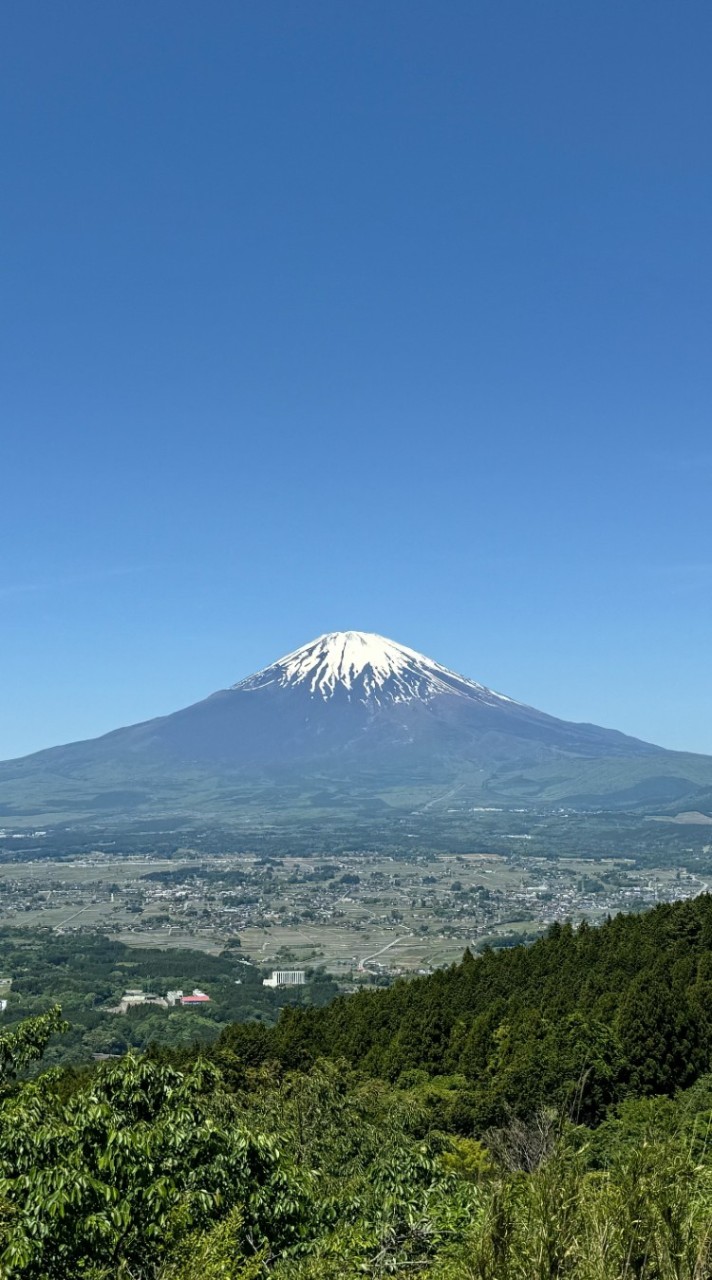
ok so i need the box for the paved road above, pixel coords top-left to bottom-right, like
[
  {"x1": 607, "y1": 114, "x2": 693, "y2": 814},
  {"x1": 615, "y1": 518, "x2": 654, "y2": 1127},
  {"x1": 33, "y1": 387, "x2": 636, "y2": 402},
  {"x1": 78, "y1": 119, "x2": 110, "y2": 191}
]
[
  {"x1": 54, "y1": 903, "x2": 93, "y2": 931},
  {"x1": 358, "y1": 932, "x2": 413, "y2": 970}
]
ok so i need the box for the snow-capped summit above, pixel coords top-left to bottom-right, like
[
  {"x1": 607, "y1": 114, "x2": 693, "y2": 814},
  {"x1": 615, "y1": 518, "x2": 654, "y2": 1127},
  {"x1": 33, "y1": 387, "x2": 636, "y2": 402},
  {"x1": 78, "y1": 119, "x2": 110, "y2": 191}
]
[
  {"x1": 234, "y1": 630, "x2": 514, "y2": 708},
  {"x1": 1, "y1": 626, "x2": 681, "y2": 832}
]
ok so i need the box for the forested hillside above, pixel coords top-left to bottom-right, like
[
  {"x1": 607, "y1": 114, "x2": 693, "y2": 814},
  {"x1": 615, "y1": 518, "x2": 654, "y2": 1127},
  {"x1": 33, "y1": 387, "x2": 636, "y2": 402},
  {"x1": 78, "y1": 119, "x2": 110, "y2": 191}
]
[
  {"x1": 4, "y1": 897, "x2": 712, "y2": 1277},
  {"x1": 222, "y1": 893, "x2": 712, "y2": 1128}
]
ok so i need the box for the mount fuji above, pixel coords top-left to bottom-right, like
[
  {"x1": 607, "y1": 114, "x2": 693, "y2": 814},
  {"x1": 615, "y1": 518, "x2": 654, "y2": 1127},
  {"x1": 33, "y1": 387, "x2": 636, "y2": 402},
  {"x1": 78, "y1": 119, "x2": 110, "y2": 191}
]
[{"x1": 2, "y1": 630, "x2": 712, "y2": 827}]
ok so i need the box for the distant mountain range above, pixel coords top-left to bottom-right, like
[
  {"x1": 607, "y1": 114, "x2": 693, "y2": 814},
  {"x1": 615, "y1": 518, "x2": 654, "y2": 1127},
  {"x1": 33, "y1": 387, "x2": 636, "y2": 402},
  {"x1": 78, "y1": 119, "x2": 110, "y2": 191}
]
[{"x1": 2, "y1": 630, "x2": 712, "y2": 828}]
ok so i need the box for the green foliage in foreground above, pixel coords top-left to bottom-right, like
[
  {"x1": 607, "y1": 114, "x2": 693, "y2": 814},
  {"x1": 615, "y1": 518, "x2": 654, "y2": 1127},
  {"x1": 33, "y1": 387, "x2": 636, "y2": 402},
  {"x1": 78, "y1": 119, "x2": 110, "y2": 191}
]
[
  {"x1": 7, "y1": 896, "x2": 712, "y2": 1276},
  {"x1": 3, "y1": 1012, "x2": 712, "y2": 1277},
  {"x1": 0, "y1": 1006, "x2": 65, "y2": 1093}
]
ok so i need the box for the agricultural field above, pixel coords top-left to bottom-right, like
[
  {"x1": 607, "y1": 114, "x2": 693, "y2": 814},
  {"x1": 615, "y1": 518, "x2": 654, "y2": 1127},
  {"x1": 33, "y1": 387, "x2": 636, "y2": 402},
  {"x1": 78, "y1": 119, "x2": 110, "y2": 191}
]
[{"x1": 0, "y1": 841, "x2": 705, "y2": 976}]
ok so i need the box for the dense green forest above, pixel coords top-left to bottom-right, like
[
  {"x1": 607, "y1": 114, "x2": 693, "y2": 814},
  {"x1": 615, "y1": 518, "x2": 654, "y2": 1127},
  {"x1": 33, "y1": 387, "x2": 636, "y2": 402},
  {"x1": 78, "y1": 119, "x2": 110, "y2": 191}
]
[
  {"x1": 4, "y1": 896, "x2": 712, "y2": 1276},
  {"x1": 4, "y1": 806, "x2": 712, "y2": 867},
  {"x1": 0, "y1": 930, "x2": 338, "y2": 1065},
  {"x1": 221, "y1": 892, "x2": 712, "y2": 1127}
]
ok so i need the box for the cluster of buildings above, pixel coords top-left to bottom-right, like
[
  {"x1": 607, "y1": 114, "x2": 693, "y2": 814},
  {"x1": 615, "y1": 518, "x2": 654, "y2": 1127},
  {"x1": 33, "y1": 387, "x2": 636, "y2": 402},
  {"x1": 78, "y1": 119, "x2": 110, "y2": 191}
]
[{"x1": 108, "y1": 987, "x2": 212, "y2": 1014}]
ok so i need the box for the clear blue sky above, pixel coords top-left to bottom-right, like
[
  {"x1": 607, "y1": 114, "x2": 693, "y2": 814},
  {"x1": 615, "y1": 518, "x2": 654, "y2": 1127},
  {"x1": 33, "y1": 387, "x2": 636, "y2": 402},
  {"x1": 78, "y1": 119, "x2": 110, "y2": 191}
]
[{"x1": 2, "y1": 2, "x2": 712, "y2": 759}]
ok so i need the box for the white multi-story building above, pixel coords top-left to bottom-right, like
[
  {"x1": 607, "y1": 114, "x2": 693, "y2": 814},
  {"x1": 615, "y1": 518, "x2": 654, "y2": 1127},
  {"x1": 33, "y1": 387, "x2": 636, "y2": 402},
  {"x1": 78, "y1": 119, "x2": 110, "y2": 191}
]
[{"x1": 263, "y1": 969, "x2": 306, "y2": 988}]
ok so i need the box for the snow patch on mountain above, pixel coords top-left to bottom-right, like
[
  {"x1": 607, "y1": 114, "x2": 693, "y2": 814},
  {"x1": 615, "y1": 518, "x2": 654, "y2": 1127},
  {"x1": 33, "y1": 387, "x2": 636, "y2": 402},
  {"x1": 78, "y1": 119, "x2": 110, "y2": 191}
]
[{"x1": 235, "y1": 630, "x2": 515, "y2": 708}]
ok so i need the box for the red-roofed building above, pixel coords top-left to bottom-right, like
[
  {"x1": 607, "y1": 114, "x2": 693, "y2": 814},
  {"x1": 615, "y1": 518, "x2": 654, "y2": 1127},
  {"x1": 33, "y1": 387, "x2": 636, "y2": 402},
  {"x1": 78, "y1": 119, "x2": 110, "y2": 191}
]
[{"x1": 181, "y1": 988, "x2": 210, "y2": 1005}]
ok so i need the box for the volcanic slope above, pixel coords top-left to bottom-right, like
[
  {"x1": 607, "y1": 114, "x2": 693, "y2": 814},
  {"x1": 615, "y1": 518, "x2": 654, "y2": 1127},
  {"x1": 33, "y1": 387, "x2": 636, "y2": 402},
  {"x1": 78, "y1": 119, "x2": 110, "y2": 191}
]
[{"x1": 2, "y1": 631, "x2": 712, "y2": 825}]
